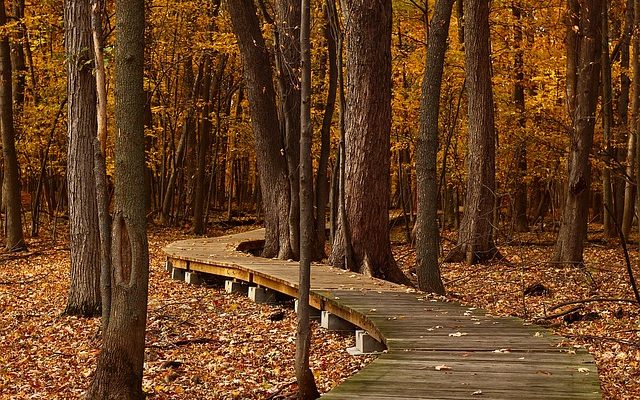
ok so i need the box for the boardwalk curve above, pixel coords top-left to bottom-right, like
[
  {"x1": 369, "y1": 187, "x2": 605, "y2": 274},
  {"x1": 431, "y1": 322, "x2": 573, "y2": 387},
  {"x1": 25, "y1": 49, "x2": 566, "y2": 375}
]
[{"x1": 163, "y1": 229, "x2": 601, "y2": 399}]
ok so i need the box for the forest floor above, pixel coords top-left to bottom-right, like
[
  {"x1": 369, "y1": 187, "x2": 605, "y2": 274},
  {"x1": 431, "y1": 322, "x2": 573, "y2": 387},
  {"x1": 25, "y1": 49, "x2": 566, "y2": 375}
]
[
  {"x1": 1, "y1": 220, "x2": 638, "y2": 399},
  {"x1": 0, "y1": 223, "x2": 372, "y2": 400}
]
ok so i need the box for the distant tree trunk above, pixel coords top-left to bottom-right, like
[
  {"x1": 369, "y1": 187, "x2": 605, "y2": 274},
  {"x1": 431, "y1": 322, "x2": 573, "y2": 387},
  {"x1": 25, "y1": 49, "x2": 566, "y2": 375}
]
[
  {"x1": 329, "y1": 0, "x2": 409, "y2": 285},
  {"x1": 313, "y1": 5, "x2": 337, "y2": 260},
  {"x1": 0, "y1": 0, "x2": 26, "y2": 252},
  {"x1": 10, "y1": 0, "x2": 26, "y2": 108},
  {"x1": 615, "y1": 0, "x2": 633, "y2": 226},
  {"x1": 227, "y1": 0, "x2": 293, "y2": 259},
  {"x1": 623, "y1": 0, "x2": 639, "y2": 237},
  {"x1": 63, "y1": 0, "x2": 101, "y2": 317},
  {"x1": 601, "y1": 0, "x2": 615, "y2": 237},
  {"x1": 276, "y1": 0, "x2": 301, "y2": 260},
  {"x1": 192, "y1": 56, "x2": 212, "y2": 235},
  {"x1": 295, "y1": 0, "x2": 320, "y2": 397},
  {"x1": 415, "y1": 0, "x2": 453, "y2": 294},
  {"x1": 512, "y1": 1, "x2": 528, "y2": 233},
  {"x1": 86, "y1": 0, "x2": 148, "y2": 396},
  {"x1": 553, "y1": 0, "x2": 602, "y2": 264},
  {"x1": 445, "y1": 0, "x2": 499, "y2": 264}
]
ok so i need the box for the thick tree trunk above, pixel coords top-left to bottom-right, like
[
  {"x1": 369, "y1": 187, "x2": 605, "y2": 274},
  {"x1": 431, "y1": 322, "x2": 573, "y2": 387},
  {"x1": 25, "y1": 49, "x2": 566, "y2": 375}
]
[
  {"x1": 0, "y1": 0, "x2": 26, "y2": 252},
  {"x1": 445, "y1": 0, "x2": 499, "y2": 264},
  {"x1": 276, "y1": 0, "x2": 301, "y2": 260},
  {"x1": 329, "y1": 0, "x2": 409, "y2": 285},
  {"x1": 86, "y1": 0, "x2": 148, "y2": 396},
  {"x1": 415, "y1": 0, "x2": 453, "y2": 294},
  {"x1": 63, "y1": 0, "x2": 101, "y2": 317},
  {"x1": 553, "y1": 0, "x2": 602, "y2": 264},
  {"x1": 227, "y1": 0, "x2": 293, "y2": 259}
]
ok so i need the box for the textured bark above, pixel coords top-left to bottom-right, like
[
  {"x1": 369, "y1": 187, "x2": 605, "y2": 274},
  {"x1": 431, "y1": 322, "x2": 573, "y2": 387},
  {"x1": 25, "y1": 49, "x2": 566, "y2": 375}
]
[
  {"x1": 227, "y1": 0, "x2": 292, "y2": 259},
  {"x1": 313, "y1": 7, "x2": 337, "y2": 260},
  {"x1": 602, "y1": 0, "x2": 615, "y2": 237},
  {"x1": 415, "y1": 0, "x2": 453, "y2": 294},
  {"x1": 295, "y1": 1, "x2": 320, "y2": 397},
  {"x1": 64, "y1": 0, "x2": 101, "y2": 317},
  {"x1": 0, "y1": 0, "x2": 26, "y2": 252},
  {"x1": 276, "y1": 0, "x2": 301, "y2": 260},
  {"x1": 445, "y1": 0, "x2": 499, "y2": 264},
  {"x1": 616, "y1": 0, "x2": 633, "y2": 226},
  {"x1": 553, "y1": 0, "x2": 602, "y2": 265},
  {"x1": 329, "y1": 0, "x2": 409, "y2": 285},
  {"x1": 512, "y1": 1, "x2": 528, "y2": 233},
  {"x1": 86, "y1": 0, "x2": 148, "y2": 396},
  {"x1": 10, "y1": 0, "x2": 26, "y2": 108},
  {"x1": 192, "y1": 57, "x2": 212, "y2": 235},
  {"x1": 623, "y1": 0, "x2": 639, "y2": 237}
]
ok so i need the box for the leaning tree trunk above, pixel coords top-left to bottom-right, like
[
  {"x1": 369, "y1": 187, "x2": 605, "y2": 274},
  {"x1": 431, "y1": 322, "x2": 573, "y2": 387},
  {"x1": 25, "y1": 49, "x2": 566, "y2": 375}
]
[
  {"x1": 63, "y1": 0, "x2": 101, "y2": 317},
  {"x1": 445, "y1": 0, "x2": 499, "y2": 264},
  {"x1": 0, "y1": 0, "x2": 26, "y2": 253},
  {"x1": 601, "y1": 0, "x2": 615, "y2": 237},
  {"x1": 553, "y1": 0, "x2": 602, "y2": 265},
  {"x1": 227, "y1": 0, "x2": 293, "y2": 259},
  {"x1": 86, "y1": 0, "x2": 149, "y2": 396},
  {"x1": 415, "y1": 0, "x2": 453, "y2": 294},
  {"x1": 329, "y1": 0, "x2": 409, "y2": 285}
]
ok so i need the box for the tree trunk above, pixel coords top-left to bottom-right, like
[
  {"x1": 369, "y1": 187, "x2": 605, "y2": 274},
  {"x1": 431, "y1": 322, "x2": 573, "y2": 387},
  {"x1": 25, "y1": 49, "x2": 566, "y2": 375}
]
[
  {"x1": 192, "y1": 56, "x2": 212, "y2": 235},
  {"x1": 86, "y1": 0, "x2": 148, "y2": 396},
  {"x1": 295, "y1": 0, "x2": 320, "y2": 397},
  {"x1": 329, "y1": 0, "x2": 409, "y2": 285},
  {"x1": 227, "y1": 0, "x2": 293, "y2": 259},
  {"x1": 553, "y1": 0, "x2": 602, "y2": 264},
  {"x1": 601, "y1": 0, "x2": 615, "y2": 237},
  {"x1": 63, "y1": 0, "x2": 101, "y2": 317},
  {"x1": 415, "y1": 0, "x2": 453, "y2": 294},
  {"x1": 0, "y1": 0, "x2": 26, "y2": 252},
  {"x1": 512, "y1": 1, "x2": 529, "y2": 233},
  {"x1": 10, "y1": 0, "x2": 26, "y2": 108},
  {"x1": 615, "y1": 0, "x2": 633, "y2": 226},
  {"x1": 313, "y1": 5, "x2": 337, "y2": 260},
  {"x1": 445, "y1": 0, "x2": 499, "y2": 264},
  {"x1": 276, "y1": 0, "x2": 301, "y2": 260}
]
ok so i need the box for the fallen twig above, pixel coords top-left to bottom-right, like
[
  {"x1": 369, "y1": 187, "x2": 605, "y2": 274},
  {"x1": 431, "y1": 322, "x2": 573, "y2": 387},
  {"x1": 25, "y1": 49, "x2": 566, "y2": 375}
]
[
  {"x1": 549, "y1": 297, "x2": 638, "y2": 312},
  {"x1": 265, "y1": 380, "x2": 297, "y2": 400},
  {"x1": 538, "y1": 305, "x2": 583, "y2": 320}
]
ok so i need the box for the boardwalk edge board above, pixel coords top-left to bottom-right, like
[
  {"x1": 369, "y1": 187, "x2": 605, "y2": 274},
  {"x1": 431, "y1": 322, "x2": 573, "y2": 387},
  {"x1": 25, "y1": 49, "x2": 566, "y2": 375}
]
[{"x1": 163, "y1": 229, "x2": 602, "y2": 399}]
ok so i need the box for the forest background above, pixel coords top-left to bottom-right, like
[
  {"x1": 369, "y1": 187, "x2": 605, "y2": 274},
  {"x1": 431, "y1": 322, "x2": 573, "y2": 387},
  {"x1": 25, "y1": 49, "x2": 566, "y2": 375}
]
[{"x1": 0, "y1": 0, "x2": 639, "y2": 399}]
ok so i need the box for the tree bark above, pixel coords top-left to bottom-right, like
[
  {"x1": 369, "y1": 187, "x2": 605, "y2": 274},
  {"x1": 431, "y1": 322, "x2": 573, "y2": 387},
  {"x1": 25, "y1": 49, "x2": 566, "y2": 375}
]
[
  {"x1": 276, "y1": 0, "x2": 301, "y2": 260},
  {"x1": 553, "y1": 0, "x2": 602, "y2": 265},
  {"x1": 329, "y1": 0, "x2": 409, "y2": 285},
  {"x1": 313, "y1": 5, "x2": 337, "y2": 260},
  {"x1": 86, "y1": 0, "x2": 148, "y2": 396},
  {"x1": 10, "y1": 0, "x2": 26, "y2": 108},
  {"x1": 415, "y1": 0, "x2": 453, "y2": 294},
  {"x1": 601, "y1": 0, "x2": 615, "y2": 237},
  {"x1": 0, "y1": 0, "x2": 26, "y2": 252},
  {"x1": 227, "y1": 0, "x2": 293, "y2": 259},
  {"x1": 63, "y1": 0, "x2": 101, "y2": 317},
  {"x1": 295, "y1": 0, "x2": 320, "y2": 397},
  {"x1": 512, "y1": 1, "x2": 529, "y2": 233},
  {"x1": 445, "y1": 0, "x2": 499, "y2": 264}
]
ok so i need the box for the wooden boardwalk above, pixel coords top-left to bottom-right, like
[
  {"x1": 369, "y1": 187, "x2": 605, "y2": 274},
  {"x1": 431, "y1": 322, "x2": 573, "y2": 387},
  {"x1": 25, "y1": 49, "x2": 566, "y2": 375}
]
[{"x1": 163, "y1": 229, "x2": 601, "y2": 399}]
